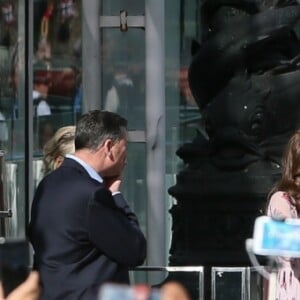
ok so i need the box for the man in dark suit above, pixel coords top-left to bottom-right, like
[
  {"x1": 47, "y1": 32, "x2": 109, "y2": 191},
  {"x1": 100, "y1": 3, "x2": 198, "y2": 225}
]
[{"x1": 29, "y1": 110, "x2": 147, "y2": 300}]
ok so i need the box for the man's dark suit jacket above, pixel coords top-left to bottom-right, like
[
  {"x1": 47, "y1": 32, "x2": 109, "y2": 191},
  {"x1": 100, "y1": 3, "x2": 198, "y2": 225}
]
[{"x1": 28, "y1": 158, "x2": 146, "y2": 300}]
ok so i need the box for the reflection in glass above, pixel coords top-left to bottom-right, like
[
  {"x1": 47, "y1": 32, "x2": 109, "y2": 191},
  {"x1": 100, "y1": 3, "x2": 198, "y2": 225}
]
[
  {"x1": 101, "y1": 28, "x2": 145, "y2": 131},
  {"x1": 33, "y1": 0, "x2": 82, "y2": 155},
  {"x1": 0, "y1": 0, "x2": 27, "y2": 238}
]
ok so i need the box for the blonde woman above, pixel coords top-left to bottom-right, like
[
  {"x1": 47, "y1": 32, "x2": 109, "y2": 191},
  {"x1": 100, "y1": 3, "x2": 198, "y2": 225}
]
[{"x1": 43, "y1": 125, "x2": 75, "y2": 175}]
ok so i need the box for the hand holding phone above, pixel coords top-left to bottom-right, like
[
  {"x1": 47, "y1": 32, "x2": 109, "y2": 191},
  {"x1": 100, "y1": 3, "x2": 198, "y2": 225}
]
[{"x1": 252, "y1": 216, "x2": 300, "y2": 257}]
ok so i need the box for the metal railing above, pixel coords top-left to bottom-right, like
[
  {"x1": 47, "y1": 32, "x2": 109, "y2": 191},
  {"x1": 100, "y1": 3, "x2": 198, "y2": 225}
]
[{"x1": 131, "y1": 266, "x2": 266, "y2": 300}]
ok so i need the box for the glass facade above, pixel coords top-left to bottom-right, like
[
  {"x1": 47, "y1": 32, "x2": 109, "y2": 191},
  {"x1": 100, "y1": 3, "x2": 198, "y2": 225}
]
[
  {"x1": 0, "y1": 0, "x2": 200, "y2": 251},
  {"x1": 3, "y1": 1, "x2": 299, "y2": 298},
  {"x1": 0, "y1": 0, "x2": 216, "y2": 264},
  {"x1": 0, "y1": 0, "x2": 205, "y2": 262}
]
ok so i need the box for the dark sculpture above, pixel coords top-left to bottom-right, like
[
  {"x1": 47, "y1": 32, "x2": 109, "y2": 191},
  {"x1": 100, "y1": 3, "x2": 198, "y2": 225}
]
[{"x1": 168, "y1": 0, "x2": 300, "y2": 296}]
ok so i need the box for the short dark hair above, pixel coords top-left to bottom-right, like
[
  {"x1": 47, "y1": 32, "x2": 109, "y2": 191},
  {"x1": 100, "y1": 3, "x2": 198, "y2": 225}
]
[
  {"x1": 33, "y1": 70, "x2": 52, "y2": 85},
  {"x1": 75, "y1": 110, "x2": 127, "y2": 151}
]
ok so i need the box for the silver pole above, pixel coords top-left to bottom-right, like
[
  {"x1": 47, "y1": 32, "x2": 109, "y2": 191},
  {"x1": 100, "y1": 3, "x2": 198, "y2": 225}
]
[
  {"x1": 21, "y1": 0, "x2": 34, "y2": 238},
  {"x1": 145, "y1": 0, "x2": 166, "y2": 267},
  {"x1": 27, "y1": 0, "x2": 34, "y2": 212},
  {"x1": 82, "y1": 0, "x2": 101, "y2": 112}
]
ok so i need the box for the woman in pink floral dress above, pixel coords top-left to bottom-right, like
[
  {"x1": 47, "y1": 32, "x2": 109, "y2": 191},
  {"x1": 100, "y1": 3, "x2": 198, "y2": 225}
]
[{"x1": 267, "y1": 131, "x2": 300, "y2": 300}]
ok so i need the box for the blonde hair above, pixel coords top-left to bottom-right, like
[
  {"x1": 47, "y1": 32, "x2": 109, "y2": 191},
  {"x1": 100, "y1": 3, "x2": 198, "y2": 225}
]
[{"x1": 43, "y1": 125, "x2": 76, "y2": 175}]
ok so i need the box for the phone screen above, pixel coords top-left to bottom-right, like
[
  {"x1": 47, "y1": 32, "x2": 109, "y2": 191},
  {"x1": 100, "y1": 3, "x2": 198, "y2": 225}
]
[
  {"x1": 98, "y1": 283, "x2": 161, "y2": 300},
  {"x1": 0, "y1": 238, "x2": 29, "y2": 296},
  {"x1": 253, "y1": 216, "x2": 300, "y2": 257}
]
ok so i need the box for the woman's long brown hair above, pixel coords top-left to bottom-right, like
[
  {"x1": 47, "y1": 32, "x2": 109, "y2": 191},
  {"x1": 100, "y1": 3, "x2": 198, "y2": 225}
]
[{"x1": 267, "y1": 130, "x2": 300, "y2": 212}]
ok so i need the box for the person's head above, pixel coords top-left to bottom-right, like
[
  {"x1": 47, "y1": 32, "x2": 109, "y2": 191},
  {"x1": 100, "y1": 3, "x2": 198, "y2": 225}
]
[
  {"x1": 43, "y1": 125, "x2": 76, "y2": 175},
  {"x1": 33, "y1": 70, "x2": 51, "y2": 98},
  {"x1": 269, "y1": 130, "x2": 300, "y2": 209},
  {"x1": 75, "y1": 110, "x2": 127, "y2": 177},
  {"x1": 161, "y1": 281, "x2": 190, "y2": 300}
]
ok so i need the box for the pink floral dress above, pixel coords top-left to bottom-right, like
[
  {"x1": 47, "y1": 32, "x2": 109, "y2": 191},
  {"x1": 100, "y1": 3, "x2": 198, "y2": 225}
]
[{"x1": 267, "y1": 191, "x2": 300, "y2": 300}]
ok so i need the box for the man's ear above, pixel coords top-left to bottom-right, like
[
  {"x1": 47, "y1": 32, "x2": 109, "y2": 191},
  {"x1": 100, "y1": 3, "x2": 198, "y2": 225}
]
[{"x1": 103, "y1": 139, "x2": 113, "y2": 157}]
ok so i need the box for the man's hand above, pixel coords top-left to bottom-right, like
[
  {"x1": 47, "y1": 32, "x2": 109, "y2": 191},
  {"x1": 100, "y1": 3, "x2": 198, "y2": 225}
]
[{"x1": 103, "y1": 175, "x2": 122, "y2": 193}]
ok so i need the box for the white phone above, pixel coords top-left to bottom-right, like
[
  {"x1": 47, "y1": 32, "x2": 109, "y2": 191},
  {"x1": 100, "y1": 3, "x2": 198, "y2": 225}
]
[{"x1": 252, "y1": 216, "x2": 300, "y2": 257}]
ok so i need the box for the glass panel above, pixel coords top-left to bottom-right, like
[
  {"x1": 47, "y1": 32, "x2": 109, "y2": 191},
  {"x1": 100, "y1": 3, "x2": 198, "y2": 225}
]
[
  {"x1": 102, "y1": 1, "x2": 144, "y2": 15},
  {"x1": 101, "y1": 28, "x2": 145, "y2": 130},
  {"x1": 165, "y1": 0, "x2": 200, "y2": 175},
  {"x1": 123, "y1": 143, "x2": 147, "y2": 236},
  {"x1": 213, "y1": 270, "x2": 242, "y2": 300},
  {"x1": 165, "y1": 0, "x2": 181, "y2": 159},
  {"x1": 33, "y1": 0, "x2": 82, "y2": 157},
  {"x1": 0, "y1": 0, "x2": 26, "y2": 237}
]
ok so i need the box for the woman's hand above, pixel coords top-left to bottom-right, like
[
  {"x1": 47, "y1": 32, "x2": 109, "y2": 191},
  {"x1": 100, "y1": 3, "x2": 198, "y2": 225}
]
[{"x1": 0, "y1": 271, "x2": 41, "y2": 300}]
